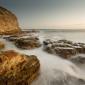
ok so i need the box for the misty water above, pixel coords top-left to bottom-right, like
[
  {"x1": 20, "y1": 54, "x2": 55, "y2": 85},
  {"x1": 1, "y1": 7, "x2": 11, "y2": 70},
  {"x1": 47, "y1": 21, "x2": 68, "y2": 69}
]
[{"x1": 1, "y1": 29, "x2": 85, "y2": 85}]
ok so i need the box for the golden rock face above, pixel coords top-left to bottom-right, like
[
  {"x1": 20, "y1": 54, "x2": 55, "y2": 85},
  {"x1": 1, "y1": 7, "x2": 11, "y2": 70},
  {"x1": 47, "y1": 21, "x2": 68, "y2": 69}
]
[
  {"x1": 0, "y1": 6, "x2": 20, "y2": 35},
  {"x1": 0, "y1": 50, "x2": 40, "y2": 85},
  {"x1": 0, "y1": 41, "x2": 5, "y2": 49}
]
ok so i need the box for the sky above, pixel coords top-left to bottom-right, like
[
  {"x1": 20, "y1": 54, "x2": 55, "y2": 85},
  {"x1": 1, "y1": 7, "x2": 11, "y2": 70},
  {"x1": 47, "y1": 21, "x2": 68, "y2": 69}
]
[{"x1": 0, "y1": 0, "x2": 85, "y2": 29}]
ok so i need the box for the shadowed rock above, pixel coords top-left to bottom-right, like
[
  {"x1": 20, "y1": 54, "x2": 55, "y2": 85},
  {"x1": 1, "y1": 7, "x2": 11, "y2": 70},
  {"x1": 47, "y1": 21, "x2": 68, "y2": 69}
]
[
  {"x1": 54, "y1": 47, "x2": 77, "y2": 59},
  {"x1": 73, "y1": 43, "x2": 85, "y2": 53},
  {"x1": 70, "y1": 55, "x2": 85, "y2": 64}
]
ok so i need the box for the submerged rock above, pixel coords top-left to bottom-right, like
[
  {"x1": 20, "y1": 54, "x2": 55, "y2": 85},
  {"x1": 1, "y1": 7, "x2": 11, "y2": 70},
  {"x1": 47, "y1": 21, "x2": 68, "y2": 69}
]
[
  {"x1": 0, "y1": 50, "x2": 40, "y2": 85},
  {"x1": 0, "y1": 6, "x2": 20, "y2": 35},
  {"x1": 73, "y1": 43, "x2": 85, "y2": 53},
  {"x1": 70, "y1": 55, "x2": 85, "y2": 64}
]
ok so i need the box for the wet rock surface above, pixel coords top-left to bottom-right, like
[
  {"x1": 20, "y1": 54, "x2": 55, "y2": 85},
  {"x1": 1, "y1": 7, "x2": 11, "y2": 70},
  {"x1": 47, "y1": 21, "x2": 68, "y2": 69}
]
[
  {"x1": 0, "y1": 50, "x2": 40, "y2": 85},
  {"x1": 70, "y1": 55, "x2": 85, "y2": 64},
  {"x1": 0, "y1": 6, "x2": 20, "y2": 35},
  {"x1": 15, "y1": 37, "x2": 41, "y2": 49},
  {"x1": 3, "y1": 33, "x2": 41, "y2": 49},
  {"x1": 43, "y1": 39, "x2": 85, "y2": 59}
]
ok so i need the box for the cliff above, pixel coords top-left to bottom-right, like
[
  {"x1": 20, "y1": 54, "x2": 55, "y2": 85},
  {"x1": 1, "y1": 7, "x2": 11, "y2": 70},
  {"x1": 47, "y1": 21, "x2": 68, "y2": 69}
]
[{"x1": 0, "y1": 6, "x2": 20, "y2": 35}]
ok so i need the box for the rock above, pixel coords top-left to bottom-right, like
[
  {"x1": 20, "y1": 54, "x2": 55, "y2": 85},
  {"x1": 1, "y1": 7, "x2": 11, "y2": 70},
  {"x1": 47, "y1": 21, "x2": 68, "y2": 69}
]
[
  {"x1": 43, "y1": 39, "x2": 53, "y2": 45},
  {"x1": 0, "y1": 50, "x2": 40, "y2": 85},
  {"x1": 15, "y1": 37, "x2": 41, "y2": 49},
  {"x1": 57, "y1": 39, "x2": 73, "y2": 44},
  {"x1": 73, "y1": 43, "x2": 85, "y2": 53},
  {"x1": 44, "y1": 44, "x2": 54, "y2": 53},
  {"x1": 3, "y1": 33, "x2": 41, "y2": 50},
  {"x1": 43, "y1": 39, "x2": 77, "y2": 59},
  {"x1": 43, "y1": 39, "x2": 85, "y2": 58},
  {"x1": 54, "y1": 47, "x2": 77, "y2": 59},
  {"x1": 0, "y1": 6, "x2": 20, "y2": 35},
  {"x1": 70, "y1": 55, "x2": 85, "y2": 64},
  {"x1": 0, "y1": 41, "x2": 5, "y2": 50}
]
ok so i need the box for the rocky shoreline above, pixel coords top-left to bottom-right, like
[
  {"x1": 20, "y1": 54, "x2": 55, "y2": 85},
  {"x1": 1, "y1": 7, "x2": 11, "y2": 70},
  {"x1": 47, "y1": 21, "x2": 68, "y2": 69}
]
[{"x1": 43, "y1": 39, "x2": 85, "y2": 59}]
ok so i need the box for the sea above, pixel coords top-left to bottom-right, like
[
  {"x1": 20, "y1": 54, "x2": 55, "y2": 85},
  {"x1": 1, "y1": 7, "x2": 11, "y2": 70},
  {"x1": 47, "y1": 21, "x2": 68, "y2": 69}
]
[{"x1": 34, "y1": 29, "x2": 85, "y2": 43}]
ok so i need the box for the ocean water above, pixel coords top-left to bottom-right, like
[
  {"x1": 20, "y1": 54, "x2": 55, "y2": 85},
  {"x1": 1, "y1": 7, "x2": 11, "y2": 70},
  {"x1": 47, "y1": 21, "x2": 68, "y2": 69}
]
[
  {"x1": 1, "y1": 29, "x2": 85, "y2": 85},
  {"x1": 39, "y1": 29, "x2": 85, "y2": 43}
]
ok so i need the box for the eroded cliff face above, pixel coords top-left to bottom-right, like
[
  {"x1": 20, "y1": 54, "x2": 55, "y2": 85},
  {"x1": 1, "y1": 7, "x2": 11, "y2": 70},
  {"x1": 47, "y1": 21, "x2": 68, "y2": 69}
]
[{"x1": 0, "y1": 6, "x2": 20, "y2": 35}]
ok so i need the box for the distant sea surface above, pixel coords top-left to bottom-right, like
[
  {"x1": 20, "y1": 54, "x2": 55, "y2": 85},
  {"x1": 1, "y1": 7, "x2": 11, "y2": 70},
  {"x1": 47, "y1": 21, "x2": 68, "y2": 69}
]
[
  {"x1": 23, "y1": 29, "x2": 85, "y2": 42},
  {"x1": 38, "y1": 29, "x2": 85, "y2": 43}
]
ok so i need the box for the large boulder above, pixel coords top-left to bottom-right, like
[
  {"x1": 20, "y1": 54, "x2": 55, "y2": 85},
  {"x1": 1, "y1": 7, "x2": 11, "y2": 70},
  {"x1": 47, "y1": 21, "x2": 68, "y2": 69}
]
[
  {"x1": 72, "y1": 43, "x2": 85, "y2": 53},
  {"x1": 0, "y1": 6, "x2": 20, "y2": 35},
  {"x1": 0, "y1": 50, "x2": 40, "y2": 85},
  {"x1": 43, "y1": 39, "x2": 77, "y2": 59},
  {"x1": 15, "y1": 37, "x2": 41, "y2": 49},
  {"x1": 54, "y1": 47, "x2": 77, "y2": 59},
  {"x1": 0, "y1": 41, "x2": 5, "y2": 50}
]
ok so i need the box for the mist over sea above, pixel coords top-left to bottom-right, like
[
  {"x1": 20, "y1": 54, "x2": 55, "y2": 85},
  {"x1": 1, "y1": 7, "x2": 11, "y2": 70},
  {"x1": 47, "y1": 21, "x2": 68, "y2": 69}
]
[
  {"x1": 34, "y1": 29, "x2": 85, "y2": 43},
  {"x1": 1, "y1": 28, "x2": 85, "y2": 85}
]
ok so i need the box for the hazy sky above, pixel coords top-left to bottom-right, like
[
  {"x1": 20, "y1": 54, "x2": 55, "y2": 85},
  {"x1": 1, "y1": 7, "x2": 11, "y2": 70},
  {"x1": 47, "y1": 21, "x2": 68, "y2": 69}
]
[{"x1": 0, "y1": 0, "x2": 85, "y2": 28}]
